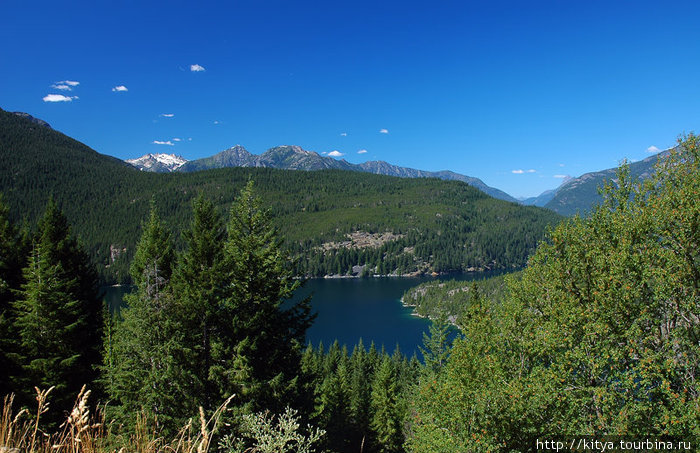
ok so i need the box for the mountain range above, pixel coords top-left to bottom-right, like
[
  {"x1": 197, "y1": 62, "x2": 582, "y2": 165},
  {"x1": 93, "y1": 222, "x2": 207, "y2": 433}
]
[
  {"x1": 0, "y1": 107, "x2": 561, "y2": 284},
  {"x1": 127, "y1": 143, "x2": 672, "y2": 217},
  {"x1": 127, "y1": 145, "x2": 519, "y2": 203},
  {"x1": 538, "y1": 150, "x2": 671, "y2": 216}
]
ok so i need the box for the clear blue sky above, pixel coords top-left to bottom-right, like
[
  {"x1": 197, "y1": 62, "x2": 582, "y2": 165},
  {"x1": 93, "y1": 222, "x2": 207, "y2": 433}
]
[{"x1": 2, "y1": 0, "x2": 699, "y2": 198}]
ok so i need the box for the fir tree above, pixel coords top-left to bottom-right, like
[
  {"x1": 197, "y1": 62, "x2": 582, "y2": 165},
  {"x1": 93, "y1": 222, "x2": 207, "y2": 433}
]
[
  {"x1": 171, "y1": 194, "x2": 227, "y2": 413},
  {"x1": 12, "y1": 199, "x2": 102, "y2": 419},
  {"x1": 106, "y1": 204, "x2": 189, "y2": 432},
  {"x1": 370, "y1": 356, "x2": 405, "y2": 453},
  {"x1": 419, "y1": 313, "x2": 452, "y2": 375},
  {"x1": 0, "y1": 195, "x2": 25, "y2": 396},
  {"x1": 217, "y1": 181, "x2": 315, "y2": 414}
]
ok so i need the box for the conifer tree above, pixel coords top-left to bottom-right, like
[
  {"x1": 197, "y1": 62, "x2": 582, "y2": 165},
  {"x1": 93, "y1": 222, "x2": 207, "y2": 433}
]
[
  {"x1": 216, "y1": 181, "x2": 315, "y2": 414},
  {"x1": 370, "y1": 356, "x2": 405, "y2": 453},
  {"x1": 0, "y1": 195, "x2": 25, "y2": 396},
  {"x1": 172, "y1": 194, "x2": 226, "y2": 413},
  {"x1": 419, "y1": 314, "x2": 452, "y2": 375},
  {"x1": 12, "y1": 199, "x2": 102, "y2": 417},
  {"x1": 106, "y1": 203, "x2": 189, "y2": 432}
]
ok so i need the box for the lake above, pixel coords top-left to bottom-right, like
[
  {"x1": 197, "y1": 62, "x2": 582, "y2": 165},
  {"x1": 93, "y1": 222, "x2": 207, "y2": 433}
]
[{"x1": 103, "y1": 272, "x2": 493, "y2": 356}]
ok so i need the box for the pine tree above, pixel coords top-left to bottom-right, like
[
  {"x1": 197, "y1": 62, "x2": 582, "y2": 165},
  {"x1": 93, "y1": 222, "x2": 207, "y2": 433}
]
[
  {"x1": 12, "y1": 199, "x2": 102, "y2": 419},
  {"x1": 419, "y1": 313, "x2": 452, "y2": 375},
  {"x1": 370, "y1": 356, "x2": 405, "y2": 453},
  {"x1": 106, "y1": 203, "x2": 189, "y2": 432},
  {"x1": 171, "y1": 194, "x2": 227, "y2": 413},
  {"x1": 0, "y1": 195, "x2": 25, "y2": 396},
  {"x1": 216, "y1": 181, "x2": 315, "y2": 414}
]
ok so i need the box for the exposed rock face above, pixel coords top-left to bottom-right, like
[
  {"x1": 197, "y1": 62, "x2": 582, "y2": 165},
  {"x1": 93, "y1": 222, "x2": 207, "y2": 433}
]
[
  {"x1": 126, "y1": 153, "x2": 187, "y2": 172},
  {"x1": 13, "y1": 112, "x2": 51, "y2": 129}
]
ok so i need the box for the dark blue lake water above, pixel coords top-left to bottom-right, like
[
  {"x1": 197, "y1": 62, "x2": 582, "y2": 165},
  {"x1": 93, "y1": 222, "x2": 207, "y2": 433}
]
[{"x1": 103, "y1": 273, "x2": 492, "y2": 356}]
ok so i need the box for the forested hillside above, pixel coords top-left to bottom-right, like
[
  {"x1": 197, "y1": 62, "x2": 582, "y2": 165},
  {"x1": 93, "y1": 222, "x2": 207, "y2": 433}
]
[
  {"x1": 408, "y1": 135, "x2": 700, "y2": 450},
  {"x1": 0, "y1": 109, "x2": 560, "y2": 283}
]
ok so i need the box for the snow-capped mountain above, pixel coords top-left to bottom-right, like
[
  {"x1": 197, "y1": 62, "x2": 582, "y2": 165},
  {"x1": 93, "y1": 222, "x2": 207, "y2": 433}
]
[{"x1": 126, "y1": 153, "x2": 188, "y2": 172}]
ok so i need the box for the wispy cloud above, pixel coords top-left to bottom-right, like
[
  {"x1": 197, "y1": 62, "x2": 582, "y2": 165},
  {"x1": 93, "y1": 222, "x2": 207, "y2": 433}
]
[
  {"x1": 512, "y1": 169, "x2": 536, "y2": 174},
  {"x1": 340, "y1": 132, "x2": 347, "y2": 137},
  {"x1": 328, "y1": 150, "x2": 344, "y2": 157},
  {"x1": 357, "y1": 149, "x2": 368, "y2": 154},
  {"x1": 51, "y1": 80, "x2": 79, "y2": 91},
  {"x1": 213, "y1": 120, "x2": 220, "y2": 125},
  {"x1": 379, "y1": 128, "x2": 389, "y2": 134},
  {"x1": 112, "y1": 85, "x2": 128, "y2": 92},
  {"x1": 43, "y1": 94, "x2": 78, "y2": 102},
  {"x1": 190, "y1": 64, "x2": 206, "y2": 72},
  {"x1": 554, "y1": 174, "x2": 569, "y2": 179},
  {"x1": 160, "y1": 113, "x2": 175, "y2": 118},
  {"x1": 152, "y1": 140, "x2": 175, "y2": 146},
  {"x1": 173, "y1": 138, "x2": 182, "y2": 142},
  {"x1": 647, "y1": 145, "x2": 660, "y2": 153}
]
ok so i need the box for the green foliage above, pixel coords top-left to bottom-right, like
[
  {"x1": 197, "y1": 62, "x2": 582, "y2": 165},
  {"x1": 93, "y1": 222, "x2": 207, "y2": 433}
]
[
  {"x1": 402, "y1": 271, "x2": 518, "y2": 321},
  {"x1": 406, "y1": 134, "x2": 700, "y2": 451},
  {"x1": 218, "y1": 407, "x2": 325, "y2": 453},
  {"x1": 10, "y1": 200, "x2": 102, "y2": 422},
  {"x1": 171, "y1": 194, "x2": 227, "y2": 413},
  {"x1": 105, "y1": 205, "x2": 191, "y2": 431},
  {"x1": 418, "y1": 314, "x2": 452, "y2": 375},
  {"x1": 217, "y1": 181, "x2": 314, "y2": 415},
  {"x1": 302, "y1": 341, "x2": 418, "y2": 453},
  {"x1": 0, "y1": 195, "x2": 27, "y2": 397},
  {"x1": 0, "y1": 108, "x2": 560, "y2": 285},
  {"x1": 106, "y1": 185, "x2": 315, "y2": 434}
]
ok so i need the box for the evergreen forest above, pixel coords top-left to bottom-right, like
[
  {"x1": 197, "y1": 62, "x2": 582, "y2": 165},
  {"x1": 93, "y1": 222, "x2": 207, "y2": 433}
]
[
  {"x1": 0, "y1": 108, "x2": 560, "y2": 284},
  {"x1": 0, "y1": 107, "x2": 698, "y2": 452}
]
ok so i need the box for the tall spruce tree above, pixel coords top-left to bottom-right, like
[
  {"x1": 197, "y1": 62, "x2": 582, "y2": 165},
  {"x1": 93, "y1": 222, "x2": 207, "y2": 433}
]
[
  {"x1": 106, "y1": 203, "x2": 190, "y2": 432},
  {"x1": 370, "y1": 355, "x2": 405, "y2": 453},
  {"x1": 216, "y1": 181, "x2": 315, "y2": 415},
  {"x1": 171, "y1": 194, "x2": 226, "y2": 413},
  {"x1": 12, "y1": 199, "x2": 102, "y2": 417},
  {"x1": 0, "y1": 195, "x2": 27, "y2": 397}
]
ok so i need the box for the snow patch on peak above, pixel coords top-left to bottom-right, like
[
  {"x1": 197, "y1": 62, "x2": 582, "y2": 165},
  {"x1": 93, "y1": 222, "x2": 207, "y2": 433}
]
[{"x1": 127, "y1": 153, "x2": 188, "y2": 172}]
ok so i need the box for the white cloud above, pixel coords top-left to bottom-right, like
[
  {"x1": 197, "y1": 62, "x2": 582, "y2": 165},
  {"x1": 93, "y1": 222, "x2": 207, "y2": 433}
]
[
  {"x1": 340, "y1": 132, "x2": 347, "y2": 137},
  {"x1": 527, "y1": 169, "x2": 536, "y2": 173},
  {"x1": 511, "y1": 169, "x2": 524, "y2": 174},
  {"x1": 188, "y1": 138, "x2": 193, "y2": 141},
  {"x1": 160, "y1": 113, "x2": 175, "y2": 118},
  {"x1": 559, "y1": 163, "x2": 565, "y2": 167},
  {"x1": 173, "y1": 138, "x2": 182, "y2": 142},
  {"x1": 43, "y1": 94, "x2": 78, "y2": 102},
  {"x1": 379, "y1": 128, "x2": 389, "y2": 134},
  {"x1": 213, "y1": 120, "x2": 220, "y2": 125},
  {"x1": 647, "y1": 145, "x2": 660, "y2": 153},
  {"x1": 112, "y1": 85, "x2": 128, "y2": 92},
  {"x1": 51, "y1": 80, "x2": 79, "y2": 90},
  {"x1": 190, "y1": 64, "x2": 206, "y2": 72},
  {"x1": 554, "y1": 174, "x2": 568, "y2": 179},
  {"x1": 328, "y1": 150, "x2": 344, "y2": 157},
  {"x1": 152, "y1": 140, "x2": 175, "y2": 146},
  {"x1": 357, "y1": 149, "x2": 368, "y2": 154}
]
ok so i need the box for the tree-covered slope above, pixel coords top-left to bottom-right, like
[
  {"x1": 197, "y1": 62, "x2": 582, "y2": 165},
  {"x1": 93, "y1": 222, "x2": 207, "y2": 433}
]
[
  {"x1": 0, "y1": 108, "x2": 561, "y2": 283},
  {"x1": 544, "y1": 150, "x2": 670, "y2": 216}
]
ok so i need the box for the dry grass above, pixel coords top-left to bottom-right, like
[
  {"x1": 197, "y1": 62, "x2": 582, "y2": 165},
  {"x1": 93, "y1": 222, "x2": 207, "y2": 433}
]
[{"x1": 0, "y1": 388, "x2": 233, "y2": 453}]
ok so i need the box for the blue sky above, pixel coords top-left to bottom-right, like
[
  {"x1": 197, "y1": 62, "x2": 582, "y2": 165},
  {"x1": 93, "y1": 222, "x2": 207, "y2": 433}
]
[{"x1": 2, "y1": 1, "x2": 699, "y2": 198}]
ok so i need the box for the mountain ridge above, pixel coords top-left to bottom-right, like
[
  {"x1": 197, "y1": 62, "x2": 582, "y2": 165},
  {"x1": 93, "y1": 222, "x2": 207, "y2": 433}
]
[{"x1": 129, "y1": 145, "x2": 519, "y2": 202}]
